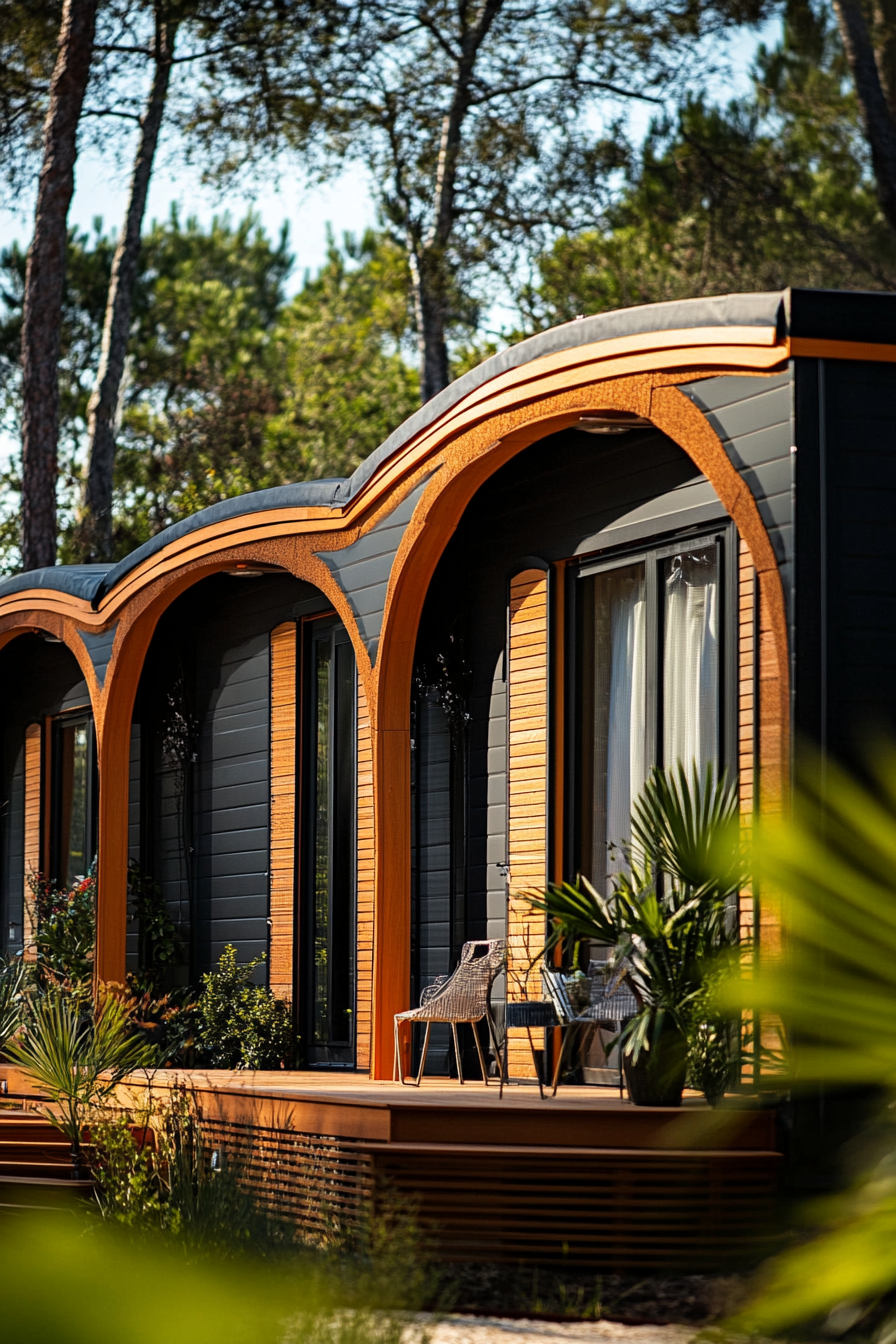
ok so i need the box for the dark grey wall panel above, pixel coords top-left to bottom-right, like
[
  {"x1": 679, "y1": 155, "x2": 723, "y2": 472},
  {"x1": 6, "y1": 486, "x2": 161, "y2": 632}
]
[
  {"x1": 412, "y1": 692, "x2": 453, "y2": 1072},
  {"x1": 821, "y1": 360, "x2": 896, "y2": 751},
  {"x1": 318, "y1": 474, "x2": 435, "y2": 663},
  {"x1": 0, "y1": 636, "x2": 96, "y2": 955},
  {"x1": 140, "y1": 572, "x2": 331, "y2": 984},
  {"x1": 126, "y1": 721, "x2": 141, "y2": 972},
  {"x1": 3, "y1": 744, "x2": 24, "y2": 954},
  {"x1": 679, "y1": 372, "x2": 794, "y2": 621},
  {"x1": 80, "y1": 625, "x2": 118, "y2": 688}
]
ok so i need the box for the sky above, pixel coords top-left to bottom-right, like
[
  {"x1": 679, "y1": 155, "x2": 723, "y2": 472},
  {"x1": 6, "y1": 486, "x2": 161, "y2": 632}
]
[{"x1": 0, "y1": 15, "x2": 780, "y2": 467}]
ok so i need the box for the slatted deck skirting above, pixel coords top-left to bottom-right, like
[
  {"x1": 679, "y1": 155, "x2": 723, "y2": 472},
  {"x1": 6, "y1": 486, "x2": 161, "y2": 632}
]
[{"x1": 118, "y1": 1072, "x2": 782, "y2": 1271}]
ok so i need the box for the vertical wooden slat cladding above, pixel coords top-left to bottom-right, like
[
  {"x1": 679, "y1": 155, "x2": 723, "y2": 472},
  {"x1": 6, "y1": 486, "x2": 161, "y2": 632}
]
[
  {"x1": 269, "y1": 623, "x2": 297, "y2": 1000},
  {"x1": 507, "y1": 567, "x2": 549, "y2": 1077},
  {"x1": 22, "y1": 723, "x2": 41, "y2": 958},
  {"x1": 356, "y1": 679, "x2": 374, "y2": 1070},
  {"x1": 738, "y1": 539, "x2": 756, "y2": 944}
]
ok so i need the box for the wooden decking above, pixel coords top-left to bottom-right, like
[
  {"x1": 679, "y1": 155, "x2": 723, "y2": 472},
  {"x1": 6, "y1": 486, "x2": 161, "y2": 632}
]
[{"x1": 120, "y1": 1071, "x2": 782, "y2": 1270}]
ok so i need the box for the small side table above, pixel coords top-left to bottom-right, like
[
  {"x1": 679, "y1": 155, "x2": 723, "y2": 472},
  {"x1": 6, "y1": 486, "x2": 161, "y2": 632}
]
[{"x1": 500, "y1": 1000, "x2": 560, "y2": 1099}]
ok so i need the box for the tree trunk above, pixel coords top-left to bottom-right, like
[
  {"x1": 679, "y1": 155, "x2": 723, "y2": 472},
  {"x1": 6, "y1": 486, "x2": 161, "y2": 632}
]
[
  {"x1": 834, "y1": 0, "x2": 896, "y2": 234},
  {"x1": 20, "y1": 0, "x2": 97, "y2": 573},
  {"x1": 410, "y1": 246, "x2": 451, "y2": 403},
  {"x1": 79, "y1": 13, "x2": 178, "y2": 562},
  {"x1": 874, "y1": 0, "x2": 896, "y2": 118}
]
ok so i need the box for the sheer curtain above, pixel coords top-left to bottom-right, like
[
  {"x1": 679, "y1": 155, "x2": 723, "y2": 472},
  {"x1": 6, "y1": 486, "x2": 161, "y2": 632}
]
[
  {"x1": 662, "y1": 545, "x2": 719, "y2": 776},
  {"x1": 585, "y1": 563, "x2": 647, "y2": 893},
  {"x1": 605, "y1": 577, "x2": 648, "y2": 868}
]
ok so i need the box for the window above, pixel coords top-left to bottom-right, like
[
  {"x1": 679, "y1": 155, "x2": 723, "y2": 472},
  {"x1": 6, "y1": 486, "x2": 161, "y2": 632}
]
[
  {"x1": 302, "y1": 616, "x2": 356, "y2": 1066},
  {"x1": 50, "y1": 713, "x2": 98, "y2": 888},
  {"x1": 573, "y1": 530, "x2": 732, "y2": 892}
]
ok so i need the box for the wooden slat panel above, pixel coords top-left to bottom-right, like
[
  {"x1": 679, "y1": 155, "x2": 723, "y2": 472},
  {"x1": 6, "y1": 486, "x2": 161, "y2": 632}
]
[
  {"x1": 269, "y1": 623, "x2": 297, "y2": 1000},
  {"x1": 506, "y1": 568, "x2": 549, "y2": 1077},
  {"x1": 23, "y1": 723, "x2": 41, "y2": 960},
  {"x1": 355, "y1": 679, "x2": 374, "y2": 1070}
]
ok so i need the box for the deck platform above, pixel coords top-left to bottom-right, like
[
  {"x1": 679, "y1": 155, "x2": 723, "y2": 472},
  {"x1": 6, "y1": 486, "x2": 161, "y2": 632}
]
[{"x1": 123, "y1": 1071, "x2": 783, "y2": 1270}]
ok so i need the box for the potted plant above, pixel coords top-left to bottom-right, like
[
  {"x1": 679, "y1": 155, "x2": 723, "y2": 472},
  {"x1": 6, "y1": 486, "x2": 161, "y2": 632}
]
[{"x1": 528, "y1": 762, "x2": 744, "y2": 1106}]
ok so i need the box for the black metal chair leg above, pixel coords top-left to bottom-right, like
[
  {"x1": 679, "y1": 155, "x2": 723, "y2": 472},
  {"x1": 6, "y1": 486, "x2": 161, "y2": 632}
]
[{"x1": 451, "y1": 1022, "x2": 464, "y2": 1083}]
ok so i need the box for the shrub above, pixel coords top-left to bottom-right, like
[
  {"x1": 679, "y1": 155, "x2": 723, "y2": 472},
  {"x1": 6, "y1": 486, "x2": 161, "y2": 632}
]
[
  {"x1": 197, "y1": 945, "x2": 295, "y2": 1069},
  {"x1": 26, "y1": 866, "x2": 96, "y2": 987}
]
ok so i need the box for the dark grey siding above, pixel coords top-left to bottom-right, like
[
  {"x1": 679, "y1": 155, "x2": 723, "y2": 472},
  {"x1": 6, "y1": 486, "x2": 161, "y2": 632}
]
[
  {"x1": 140, "y1": 574, "x2": 330, "y2": 984},
  {"x1": 126, "y1": 721, "x2": 141, "y2": 972},
  {"x1": 3, "y1": 744, "x2": 24, "y2": 952},
  {"x1": 194, "y1": 630, "x2": 270, "y2": 970},
  {"x1": 0, "y1": 636, "x2": 93, "y2": 955},
  {"x1": 411, "y1": 692, "x2": 453, "y2": 1072},
  {"x1": 680, "y1": 372, "x2": 795, "y2": 620},
  {"x1": 794, "y1": 358, "x2": 896, "y2": 757},
  {"x1": 318, "y1": 475, "x2": 433, "y2": 663}
]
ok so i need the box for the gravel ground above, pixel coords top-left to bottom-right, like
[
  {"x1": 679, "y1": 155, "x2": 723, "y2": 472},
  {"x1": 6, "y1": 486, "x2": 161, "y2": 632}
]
[{"x1": 406, "y1": 1315, "x2": 698, "y2": 1344}]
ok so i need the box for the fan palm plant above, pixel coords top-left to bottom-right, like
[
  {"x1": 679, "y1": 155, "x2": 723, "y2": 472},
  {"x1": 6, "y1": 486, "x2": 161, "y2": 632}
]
[
  {"x1": 528, "y1": 762, "x2": 744, "y2": 1104},
  {"x1": 6, "y1": 988, "x2": 157, "y2": 1177},
  {"x1": 726, "y1": 747, "x2": 896, "y2": 1337}
]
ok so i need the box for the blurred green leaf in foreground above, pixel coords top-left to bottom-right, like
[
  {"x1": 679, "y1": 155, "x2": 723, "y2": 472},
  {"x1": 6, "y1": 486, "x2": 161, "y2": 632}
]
[
  {"x1": 729, "y1": 748, "x2": 896, "y2": 1337},
  {"x1": 0, "y1": 1213, "x2": 404, "y2": 1344}
]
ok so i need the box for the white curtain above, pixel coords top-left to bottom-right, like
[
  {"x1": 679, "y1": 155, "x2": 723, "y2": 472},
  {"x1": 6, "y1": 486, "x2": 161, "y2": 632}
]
[
  {"x1": 605, "y1": 577, "x2": 647, "y2": 874},
  {"x1": 662, "y1": 548, "x2": 719, "y2": 776}
]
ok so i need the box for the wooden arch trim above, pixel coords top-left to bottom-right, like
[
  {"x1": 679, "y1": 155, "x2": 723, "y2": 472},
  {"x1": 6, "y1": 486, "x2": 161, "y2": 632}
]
[
  {"x1": 90, "y1": 542, "x2": 371, "y2": 985},
  {"x1": 369, "y1": 371, "x2": 790, "y2": 1077}
]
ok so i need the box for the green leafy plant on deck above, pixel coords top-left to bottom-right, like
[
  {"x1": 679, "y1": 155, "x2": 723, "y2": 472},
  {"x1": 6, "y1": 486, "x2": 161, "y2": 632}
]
[
  {"x1": 5, "y1": 987, "x2": 156, "y2": 1176},
  {"x1": 197, "y1": 944, "x2": 295, "y2": 1069},
  {"x1": 527, "y1": 763, "x2": 744, "y2": 1103},
  {"x1": 727, "y1": 748, "x2": 896, "y2": 1339}
]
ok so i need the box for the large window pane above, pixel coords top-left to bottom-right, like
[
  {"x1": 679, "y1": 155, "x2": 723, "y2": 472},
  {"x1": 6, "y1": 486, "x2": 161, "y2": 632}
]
[
  {"x1": 580, "y1": 562, "x2": 647, "y2": 893},
  {"x1": 52, "y1": 717, "x2": 96, "y2": 887},
  {"x1": 662, "y1": 544, "x2": 719, "y2": 775},
  {"x1": 306, "y1": 620, "x2": 356, "y2": 1065}
]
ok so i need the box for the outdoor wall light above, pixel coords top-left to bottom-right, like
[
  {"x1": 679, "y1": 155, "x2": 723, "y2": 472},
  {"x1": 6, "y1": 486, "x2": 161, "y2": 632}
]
[
  {"x1": 225, "y1": 565, "x2": 266, "y2": 578},
  {"x1": 577, "y1": 413, "x2": 653, "y2": 435}
]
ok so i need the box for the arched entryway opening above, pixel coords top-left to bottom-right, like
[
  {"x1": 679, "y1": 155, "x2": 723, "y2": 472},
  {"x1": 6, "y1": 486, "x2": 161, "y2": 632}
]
[
  {"x1": 371, "y1": 377, "x2": 789, "y2": 1077},
  {"x1": 0, "y1": 631, "x2": 99, "y2": 959},
  {"x1": 125, "y1": 566, "x2": 363, "y2": 1068}
]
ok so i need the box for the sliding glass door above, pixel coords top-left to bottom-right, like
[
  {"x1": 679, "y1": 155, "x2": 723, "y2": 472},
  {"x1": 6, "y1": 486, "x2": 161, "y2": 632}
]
[
  {"x1": 575, "y1": 532, "x2": 728, "y2": 892},
  {"x1": 303, "y1": 617, "x2": 356, "y2": 1067}
]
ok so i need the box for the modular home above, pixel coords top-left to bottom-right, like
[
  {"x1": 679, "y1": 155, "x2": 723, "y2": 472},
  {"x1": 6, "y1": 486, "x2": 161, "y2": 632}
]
[{"x1": 2, "y1": 289, "x2": 894, "y2": 1261}]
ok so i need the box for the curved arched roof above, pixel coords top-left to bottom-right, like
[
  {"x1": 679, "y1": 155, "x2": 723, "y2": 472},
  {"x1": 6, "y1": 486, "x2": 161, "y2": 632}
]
[{"x1": 1, "y1": 284, "x2": 893, "y2": 611}]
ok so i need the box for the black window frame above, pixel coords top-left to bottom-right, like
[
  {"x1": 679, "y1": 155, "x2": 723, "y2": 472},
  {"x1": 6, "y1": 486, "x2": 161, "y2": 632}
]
[
  {"x1": 299, "y1": 613, "x2": 358, "y2": 1069},
  {"x1": 49, "y1": 710, "x2": 99, "y2": 889}
]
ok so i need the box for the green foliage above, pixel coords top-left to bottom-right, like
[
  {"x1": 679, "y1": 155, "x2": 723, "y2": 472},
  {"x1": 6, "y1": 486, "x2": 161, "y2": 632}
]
[
  {"x1": 0, "y1": 1215, "x2": 333, "y2": 1344},
  {"x1": 197, "y1": 944, "x2": 296, "y2": 1070},
  {"x1": 528, "y1": 764, "x2": 743, "y2": 1099},
  {"x1": 0, "y1": 954, "x2": 27, "y2": 1051},
  {"x1": 725, "y1": 748, "x2": 896, "y2": 1335},
  {"x1": 0, "y1": 215, "x2": 416, "y2": 571},
  {"x1": 5, "y1": 988, "x2": 156, "y2": 1172},
  {"x1": 26, "y1": 866, "x2": 96, "y2": 988},
  {"x1": 127, "y1": 860, "x2": 183, "y2": 991},
  {"x1": 522, "y1": 0, "x2": 896, "y2": 328},
  {"x1": 265, "y1": 230, "x2": 417, "y2": 482}
]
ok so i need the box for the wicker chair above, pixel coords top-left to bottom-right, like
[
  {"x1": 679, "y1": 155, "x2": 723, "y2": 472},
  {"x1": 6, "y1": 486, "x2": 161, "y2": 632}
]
[
  {"x1": 569, "y1": 960, "x2": 639, "y2": 1098},
  {"x1": 393, "y1": 939, "x2": 505, "y2": 1086}
]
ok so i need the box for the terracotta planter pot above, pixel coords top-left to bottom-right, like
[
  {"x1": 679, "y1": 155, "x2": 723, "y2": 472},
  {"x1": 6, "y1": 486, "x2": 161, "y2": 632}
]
[{"x1": 622, "y1": 1022, "x2": 688, "y2": 1106}]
